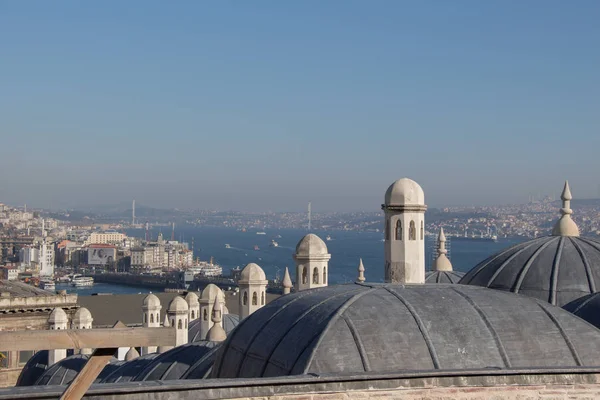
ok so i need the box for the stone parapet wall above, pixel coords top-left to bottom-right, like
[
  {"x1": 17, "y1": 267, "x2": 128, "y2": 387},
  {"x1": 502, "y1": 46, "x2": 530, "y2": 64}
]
[{"x1": 0, "y1": 369, "x2": 599, "y2": 399}]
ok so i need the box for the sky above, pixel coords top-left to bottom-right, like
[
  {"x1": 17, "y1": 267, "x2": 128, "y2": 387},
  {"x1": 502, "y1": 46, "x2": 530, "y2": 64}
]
[{"x1": 1, "y1": 1, "x2": 599, "y2": 212}]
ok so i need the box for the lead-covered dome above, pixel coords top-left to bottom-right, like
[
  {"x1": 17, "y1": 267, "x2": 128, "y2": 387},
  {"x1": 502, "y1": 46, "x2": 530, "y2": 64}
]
[
  {"x1": 211, "y1": 283, "x2": 600, "y2": 378},
  {"x1": 563, "y1": 292, "x2": 600, "y2": 329},
  {"x1": 188, "y1": 314, "x2": 239, "y2": 342},
  {"x1": 425, "y1": 270, "x2": 464, "y2": 284},
  {"x1": 295, "y1": 234, "x2": 328, "y2": 256},
  {"x1": 460, "y1": 236, "x2": 600, "y2": 306},
  {"x1": 384, "y1": 178, "x2": 425, "y2": 206}
]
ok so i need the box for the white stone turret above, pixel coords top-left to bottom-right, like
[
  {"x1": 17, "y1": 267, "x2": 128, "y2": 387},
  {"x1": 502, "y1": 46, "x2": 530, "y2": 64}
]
[
  {"x1": 141, "y1": 293, "x2": 161, "y2": 355},
  {"x1": 239, "y1": 263, "x2": 268, "y2": 319},
  {"x1": 294, "y1": 234, "x2": 330, "y2": 292},
  {"x1": 357, "y1": 259, "x2": 366, "y2": 283},
  {"x1": 552, "y1": 181, "x2": 580, "y2": 237},
  {"x1": 198, "y1": 284, "x2": 226, "y2": 340},
  {"x1": 282, "y1": 267, "x2": 293, "y2": 295},
  {"x1": 48, "y1": 308, "x2": 68, "y2": 365},
  {"x1": 185, "y1": 291, "x2": 200, "y2": 321},
  {"x1": 167, "y1": 296, "x2": 189, "y2": 347},
  {"x1": 432, "y1": 227, "x2": 452, "y2": 272},
  {"x1": 382, "y1": 178, "x2": 427, "y2": 284},
  {"x1": 206, "y1": 298, "x2": 227, "y2": 342},
  {"x1": 72, "y1": 307, "x2": 94, "y2": 355}
]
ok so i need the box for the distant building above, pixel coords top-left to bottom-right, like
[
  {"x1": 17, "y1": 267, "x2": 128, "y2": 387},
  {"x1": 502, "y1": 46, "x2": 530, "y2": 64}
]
[
  {"x1": 87, "y1": 244, "x2": 117, "y2": 267},
  {"x1": 85, "y1": 231, "x2": 125, "y2": 246},
  {"x1": 0, "y1": 266, "x2": 18, "y2": 281}
]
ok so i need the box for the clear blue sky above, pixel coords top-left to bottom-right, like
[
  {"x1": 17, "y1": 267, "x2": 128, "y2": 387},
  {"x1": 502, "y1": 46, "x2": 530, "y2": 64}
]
[{"x1": 1, "y1": 1, "x2": 599, "y2": 211}]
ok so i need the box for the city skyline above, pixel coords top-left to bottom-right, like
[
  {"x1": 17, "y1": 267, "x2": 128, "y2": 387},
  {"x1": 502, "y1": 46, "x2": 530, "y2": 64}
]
[{"x1": 2, "y1": 1, "x2": 600, "y2": 211}]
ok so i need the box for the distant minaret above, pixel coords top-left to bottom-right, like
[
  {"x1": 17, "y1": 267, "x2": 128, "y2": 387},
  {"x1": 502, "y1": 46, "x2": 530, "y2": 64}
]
[
  {"x1": 132, "y1": 200, "x2": 136, "y2": 225},
  {"x1": 171, "y1": 222, "x2": 175, "y2": 241},
  {"x1": 145, "y1": 222, "x2": 150, "y2": 242},
  {"x1": 308, "y1": 202, "x2": 312, "y2": 231}
]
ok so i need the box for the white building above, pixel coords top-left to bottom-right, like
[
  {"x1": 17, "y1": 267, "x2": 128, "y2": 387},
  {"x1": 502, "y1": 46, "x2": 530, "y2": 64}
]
[{"x1": 85, "y1": 231, "x2": 125, "y2": 245}]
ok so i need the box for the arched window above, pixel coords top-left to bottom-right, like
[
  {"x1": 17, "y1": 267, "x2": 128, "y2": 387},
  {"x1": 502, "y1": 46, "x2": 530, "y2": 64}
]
[
  {"x1": 156, "y1": 313, "x2": 159, "y2": 322},
  {"x1": 409, "y1": 220, "x2": 416, "y2": 240},
  {"x1": 252, "y1": 292, "x2": 258, "y2": 305},
  {"x1": 323, "y1": 267, "x2": 327, "y2": 284},
  {"x1": 261, "y1": 291, "x2": 265, "y2": 305},
  {"x1": 313, "y1": 267, "x2": 319, "y2": 284},
  {"x1": 178, "y1": 319, "x2": 182, "y2": 329},
  {"x1": 302, "y1": 266, "x2": 308, "y2": 284},
  {"x1": 143, "y1": 314, "x2": 146, "y2": 324},
  {"x1": 150, "y1": 314, "x2": 154, "y2": 323},
  {"x1": 395, "y1": 220, "x2": 402, "y2": 241},
  {"x1": 243, "y1": 291, "x2": 248, "y2": 306},
  {"x1": 420, "y1": 221, "x2": 424, "y2": 240},
  {"x1": 385, "y1": 220, "x2": 390, "y2": 240},
  {"x1": 191, "y1": 310, "x2": 195, "y2": 319}
]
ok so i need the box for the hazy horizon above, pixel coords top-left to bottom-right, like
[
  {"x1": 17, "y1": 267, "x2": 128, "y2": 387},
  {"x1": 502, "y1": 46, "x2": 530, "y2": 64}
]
[{"x1": 2, "y1": 1, "x2": 599, "y2": 212}]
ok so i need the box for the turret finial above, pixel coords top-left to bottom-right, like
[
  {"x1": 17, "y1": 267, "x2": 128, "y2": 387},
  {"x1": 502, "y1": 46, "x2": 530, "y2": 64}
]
[
  {"x1": 163, "y1": 314, "x2": 170, "y2": 328},
  {"x1": 282, "y1": 267, "x2": 292, "y2": 294},
  {"x1": 432, "y1": 227, "x2": 453, "y2": 272},
  {"x1": 207, "y1": 298, "x2": 227, "y2": 342},
  {"x1": 552, "y1": 181, "x2": 580, "y2": 237},
  {"x1": 357, "y1": 258, "x2": 366, "y2": 283}
]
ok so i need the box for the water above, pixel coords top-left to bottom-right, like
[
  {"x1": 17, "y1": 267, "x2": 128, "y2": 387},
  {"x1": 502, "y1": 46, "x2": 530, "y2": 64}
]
[{"x1": 69, "y1": 227, "x2": 525, "y2": 296}]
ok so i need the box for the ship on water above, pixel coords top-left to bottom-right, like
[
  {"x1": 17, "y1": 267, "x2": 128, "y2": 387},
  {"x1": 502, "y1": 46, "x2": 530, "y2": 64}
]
[
  {"x1": 187, "y1": 257, "x2": 223, "y2": 277},
  {"x1": 254, "y1": 245, "x2": 260, "y2": 251},
  {"x1": 39, "y1": 279, "x2": 55, "y2": 291},
  {"x1": 72, "y1": 275, "x2": 94, "y2": 287},
  {"x1": 270, "y1": 240, "x2": 279, "y2": 247},
  {"x1": 225, "y1": 244, "x2": 231, "y2": 249},
  {"x1": 256, "y1": 232, "x2": 266, "y2": 235}
]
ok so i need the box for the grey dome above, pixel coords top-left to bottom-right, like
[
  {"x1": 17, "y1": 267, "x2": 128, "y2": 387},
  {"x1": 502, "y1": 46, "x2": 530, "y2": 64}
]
[
  {"x1": 132, "y1": 341, "x2": 220, "y2": 381},
  {"x1": 425, "y1": 270, "x2": 464, "y2": 284},
  {"x1": 100, "y1": 353, "x2": 159, "y2": 384},
  {"x1": 188, "y1": 314, "x2": 239, "y2": 342},
  {"x1": 16, "y1": 350, "x2": 75, "y2": 387},
  {"x1": 460, "y1": 236, "x2": 600, "y2": 306},
  {"x1": 211, "y1": 283, "x2": 600, "y2": 379},
  {"x1": 563, "y1": 292, "x2": 600, "y2": 329},
  {"x1": 34, "y1": 354, "x2": 120, "y2": 386}
]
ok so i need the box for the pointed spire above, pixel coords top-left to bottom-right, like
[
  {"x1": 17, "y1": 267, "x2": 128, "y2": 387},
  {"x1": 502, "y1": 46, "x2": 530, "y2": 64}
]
[
  {"x1": 206, "y1": 298, "x2": 227, "y2": 342},
  {"x1": 357, "y1": 259, "x2": 365, "y2": 283},
  {"x1": 163, "y1": 314, "x2": 170, "y2": 328},
  {"x1": 552, "y1": 181, "x2": 580, "y2": 237},
  {"x1": 125, "y1": 347, "x2": 140, "y2": 361},
  {"x1": 282, "y1": 267, "x2": 292, "y2": 294},
  {"x1": 432, "y1": 227, "x2": 453, "y2": 272}
]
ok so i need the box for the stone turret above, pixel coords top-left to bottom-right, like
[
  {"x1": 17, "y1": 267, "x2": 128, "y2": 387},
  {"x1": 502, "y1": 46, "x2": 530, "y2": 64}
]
[
  {"x1": 239, "y1": 263, "x2": 268, "y2": 319},
  {"x1": 357, "y1": 259, "x2": 366, "y2": 283},
  {"x1": 72, "y1": 307, "x2": 93, "y2": 355},
  {"x1": 294, "y1": 234, "x2": 330, "y2": 291},
  {"x1": 552, "y1": 181, "x2": 580, "y2": 237},
  {"x1": 48, "y1": 308, "x2": 68, "y2": 365},
  {"x1": 167, "y1": 296, "x2": 189, "y2": 347},
  {"x1": 185, "y1": 291, "x2": 200, "y2": 321},
  {"x1": 206, "y1": 298, "x2": 227, "y2": 342},
  {"x1": 141, "y1": 293, "x2": 161, "y2": 355}
]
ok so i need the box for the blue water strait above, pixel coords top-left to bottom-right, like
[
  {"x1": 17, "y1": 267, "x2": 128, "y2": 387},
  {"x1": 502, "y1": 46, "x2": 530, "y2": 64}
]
[{"x1": 68, "y1": 227, "x2": 525, "y2": 296}]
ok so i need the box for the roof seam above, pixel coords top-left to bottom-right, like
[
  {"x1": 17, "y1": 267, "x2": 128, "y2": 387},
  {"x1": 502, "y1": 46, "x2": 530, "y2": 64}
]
[
  {"x1": 342, "y1": 316, "x2": 370, "y2": 372},
  {"x1": 451, "y1": 287, "x2": 512, "y2": 368},
  {"x1": 512, "y1": 237, "x2": 558, "y2": 294},
  {"x1": 571, "y1": 238, "x2": 597, "y2": 293},
  {"x1": 549, "y1": 237, "x2": 564, "y2": 305},
  {"x1": 537, "y1": 303, "x2": 583, "y2": 366},
  {"x1": 383, "y1": 287, "x2": 440, "y2": 369},
  {"x1": 486, "y1": 238, "x2": 548, "y2": 288}
]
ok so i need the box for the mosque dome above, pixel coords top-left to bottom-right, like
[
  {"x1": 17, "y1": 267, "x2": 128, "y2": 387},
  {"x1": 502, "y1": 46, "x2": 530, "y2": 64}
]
[
  {"x1": 100, "y1": 354, "x2": 159, "y2": 384},
  {"x1": 48, "y1": 308, "x2": 68, "y2": 324},
  {"x1": 460, "y1": 235, "x2": 600, "y2": 307},
  {"x1": 33, "y1": 354, "x2": 120, "y2": 386},
  {"x1": 240, "y1": 263, "x2": 267, "y2": 282},
  {"x1": 425, "y1": 270, "x2": 464, "y2": 284},
  {"x1": 211, "y1": 283, "x2": 600, "y2": 379},
  {"x1": 143, "y1": 293, "x2": 161, "y2": 309},
  {"x1": 384, "y1": 178, "x2": 425, "y2": 206},
  {"x1": 167, "y1": 296, "x2": 188, "y2": 313},
  {"x1": 563, "y1": 292, "x2": 600, "y2": 329},
  {"x1": 295, "y1": 234, "x2": 328, "y2": 256},
  {"x1": 460, "y1": 182, "x2": 600, "y2": 307},
  {"x1": 188, "y1": 314, "x2": 239, "y2": 342}
]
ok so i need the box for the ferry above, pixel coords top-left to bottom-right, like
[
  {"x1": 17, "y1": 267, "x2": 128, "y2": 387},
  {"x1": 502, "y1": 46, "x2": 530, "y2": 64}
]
[
  {"x1": 187, "y1": 258, "x2": 223, "y2": 277},
  {"x1": 270, "y1": 240, "x2": 279, "y2": 247},
  {"x1": 326, "y1": 235, "x2": 332, "y2": 241},
  {"x1": 39, "y1": 280, "x2": 55, "y2": 291},
  {"x1": 72, "y1": 276, "x2": 94, "y2": 287},
  {"x1": 225, "y1": 244, "x2": 231, "y2": 249},
  {"x1": 256, "y1": 232, "x2": 266, "y2": 235}
]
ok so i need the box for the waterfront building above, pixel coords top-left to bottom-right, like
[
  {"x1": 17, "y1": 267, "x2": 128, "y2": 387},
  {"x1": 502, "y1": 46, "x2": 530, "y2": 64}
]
[
  {"x1": 293, "y1": 234, "x2": 330, "y2": 291},
  {"x1": 85, "y1": 232, "x2": 125, "y2": 246},
  {"x1": 382, "y1": 178, "x2": 427, "y2": 284},
  {"x1": 238, "y1": 263, "x2": 268, "y2": 319}
]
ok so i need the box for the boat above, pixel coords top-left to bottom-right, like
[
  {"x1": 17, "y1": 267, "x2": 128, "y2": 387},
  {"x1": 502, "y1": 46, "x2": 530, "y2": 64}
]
[
  {"x1": 71, "y1": 276, "x2": 94, "y2": 287},
  {"x1": 326, "y1": 235, "x2": 332, "y2": 241},
  {"x1": 187, "y1": 260, "x2": 223, "y2": 277},
  {"x1": 40, "y1": 280, "x2": 55, "y2": 291},
  {"x1": 256, "y1": 232, "x2": 266, "y2": 235},
  {"x1": 276, "y1": 235, "x2": 282, "y2": 239},
  {"x1": 254, "y1": 245, "x2": 260, "y2": 251},
  {"x1": 270, "y1": 240, "x2": 279, "y2": 247},
  {"x1": 225, "y1": 244, "x2": 231, "y2": 249}
]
